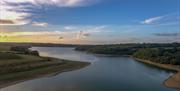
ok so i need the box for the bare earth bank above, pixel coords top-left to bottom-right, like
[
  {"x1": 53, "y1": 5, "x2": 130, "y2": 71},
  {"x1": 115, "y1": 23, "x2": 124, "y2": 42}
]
[{"x1": 133, "y1": 57, "x2": 180, "y2": 89}]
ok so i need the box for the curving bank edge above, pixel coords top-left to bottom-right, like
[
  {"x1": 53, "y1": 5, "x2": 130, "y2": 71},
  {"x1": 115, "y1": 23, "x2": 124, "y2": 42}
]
[
  {"x1": 133, "y1": 57, "x2": 180, "y2": 89},
  {"x1": 164, "y1": 72, "x2": 180, "y2": 89}
]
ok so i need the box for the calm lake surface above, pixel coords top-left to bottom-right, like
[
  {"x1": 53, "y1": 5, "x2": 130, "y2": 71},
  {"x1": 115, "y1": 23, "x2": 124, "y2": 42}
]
[{"x1": 0, "y1": 47, "x2": 179, "y2": 91}]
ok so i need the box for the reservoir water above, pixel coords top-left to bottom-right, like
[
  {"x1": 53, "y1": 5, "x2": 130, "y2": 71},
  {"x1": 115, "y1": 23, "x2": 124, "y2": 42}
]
[{"x1": 0, "y1": 47, "x2": 178, "y2": 91}]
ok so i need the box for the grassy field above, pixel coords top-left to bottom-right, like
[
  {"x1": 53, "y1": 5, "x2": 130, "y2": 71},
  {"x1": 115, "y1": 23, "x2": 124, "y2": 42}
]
[
  {"x1": 0, "y1": 45, "x2": 10, "y2": 52},
  {"x1": 0, "y1": 53, "x2": 21, "y2": 60},
  {"x1": 0, "y1": 52, "x2": 90, "y2": 88}
]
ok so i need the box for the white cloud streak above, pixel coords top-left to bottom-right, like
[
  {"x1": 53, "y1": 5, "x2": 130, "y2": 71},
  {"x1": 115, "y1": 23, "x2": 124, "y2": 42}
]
[
  {"x1": 3, "y1": 0, "x2": 95, "y2": 7},
  {"x1": 141, "y1": 13, "x2": 180, "y2": 25},
  {"x1": 141, "y1": 16, "x2": 164, "y2": 24},
  {"x1": 32, "y1": 22, "x2": 48, "y2": 27}
]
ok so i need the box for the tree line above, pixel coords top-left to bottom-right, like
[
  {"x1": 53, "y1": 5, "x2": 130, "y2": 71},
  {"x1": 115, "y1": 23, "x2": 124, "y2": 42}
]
[{"x1": 75, "y1": 43, "x2": 180, "y2": 65}]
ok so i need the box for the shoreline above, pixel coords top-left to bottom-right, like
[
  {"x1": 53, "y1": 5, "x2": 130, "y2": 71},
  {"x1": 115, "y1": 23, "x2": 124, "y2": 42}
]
[
  {"x1": 132, "y1": 57, "x2": 180, "y2": 89},
  {"x1": 76, "y1": 50, "x2": 180, "y2": 89},
  {"x1": 1, "y1": 49, "x2": 179, "y2": 90},
  {"x1": 0, "y1": 57, "x2": 90, "y2": 89}
]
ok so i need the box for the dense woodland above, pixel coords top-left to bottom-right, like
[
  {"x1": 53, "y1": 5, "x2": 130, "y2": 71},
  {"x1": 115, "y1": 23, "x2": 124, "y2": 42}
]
[{"x1": 75, "y1": 43, "x2": 180, "y2": 65}]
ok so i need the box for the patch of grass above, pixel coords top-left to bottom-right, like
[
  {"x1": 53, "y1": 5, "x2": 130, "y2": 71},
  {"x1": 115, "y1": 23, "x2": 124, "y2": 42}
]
[
  {"x1": 0, "y1": 46, "x2": 10, "y2": 52},
  {"x1": 0, "y1": 60, "x2": 89, "y2": 81},
  {"x1": 0, "y1": 54, "x2": 58, "y2": 74},
  {"x1": 0, "y1": 53, "x2": 21, "y2": 60},
  {"x1": 0, "y1": 54, "x2": 90, "y2": 88}
]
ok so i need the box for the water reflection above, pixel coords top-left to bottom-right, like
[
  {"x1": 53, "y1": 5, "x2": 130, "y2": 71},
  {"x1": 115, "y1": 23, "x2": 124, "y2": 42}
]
[{"x1": 31, "y1": 47, "x2": 98, "y2": 62}]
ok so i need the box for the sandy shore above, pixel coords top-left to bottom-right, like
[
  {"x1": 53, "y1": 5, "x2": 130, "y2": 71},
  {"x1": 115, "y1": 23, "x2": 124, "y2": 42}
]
[
  {"x1": 133, "y1": 57, "x2": 180, "y2": 89},
  {"x1": 164, "y1": 72, "x2": 180, "y2": 89}
]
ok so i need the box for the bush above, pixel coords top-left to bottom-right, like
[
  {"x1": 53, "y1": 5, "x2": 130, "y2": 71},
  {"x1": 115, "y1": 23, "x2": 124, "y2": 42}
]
[
  {"x1": 10, "y1": 46, "x2": 29, "y2": 53},
  {"x1": 10, "y1": 46, "x2": 39, "y2": 56}
]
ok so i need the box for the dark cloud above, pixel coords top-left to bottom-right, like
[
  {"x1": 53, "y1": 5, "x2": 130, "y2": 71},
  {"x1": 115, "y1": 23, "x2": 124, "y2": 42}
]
[
  {"x1": 76, "y1": 31, "x2": 91, "y2": 40},
  {"x1": 83, "y1": 33, "x2": 91, "y2": 37},
  {"x1": 153, "y1": 33, "x2": 180, "y2": 37},
  {"x1": 59, "y1": 36, "x2": 64, "y2": 40},
  {"x1": 0, "y1": 19, "x2": 14, "y2": 24}
]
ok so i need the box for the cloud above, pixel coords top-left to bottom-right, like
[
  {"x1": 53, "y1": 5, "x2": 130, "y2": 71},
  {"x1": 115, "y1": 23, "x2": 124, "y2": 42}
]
[
  {"x1": 30, "y1": 0, "x2": 98, "y2": 7},
  {"x1": 141, "y1": 16, "x2": 164, "y2": 24},
  {"x1": 0, "y1": 31, "x2": 63, "y2": 37},
  {"x1": 0, "y1": 9, "x2": 31, "y2": 25},
  {"x1": 76, "y1": 31, "x2": 91, "y2": 40},
  {"x1": 64, "y1": 25, "x2": 107, "y2": 33},
  {"x1": 5, "y1": 0, "x2": 98, "y2": 7},
  {"x1": 64, "y1": 26, "x2": 77, "y2": 30},
  {"x1": 83, "y1": 33, "x2": 91, "y2": 37},
  {"x1": 0, "y1": 19, "x2": 14, "y2": 24},
  {"x1": 59, "y1": 36, "x2": 64, "y2": 40},
  {"x1": 1, "y1": 25, "x2": 108, "y2": 43},
  {"x1": 72, "y1": 25, "x2": 107, "y2": 40},
  {"x1": 1, "y1": 25, "x2": 107, "y2": 37},
  {"x1": 141, "y1": 13, "x2": 180, "y2": 25},
  {"x1": 2, "y1": 0, "x2": 98, "y2": 8},
  {"x1": 0, "y1": 0, "x2": 99, "y2": 25},
  {"x1": 32, "y1": 22, "x2": 48, "y2": 27},
  {"x1": 153, "y1": 33, "x2": 180, "y2": 37},
  {"x1": 0, "y1": 0, "x2": 31, "y2": 25}
]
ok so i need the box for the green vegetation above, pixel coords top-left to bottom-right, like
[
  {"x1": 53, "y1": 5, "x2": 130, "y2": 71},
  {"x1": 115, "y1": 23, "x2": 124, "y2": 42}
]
[
  {"x1": 0, "y1": 53, "x2": 21, "y2": 60},
  {"x1": 0, "y1": 54, "x2": 89, "y2": 87},
  {"x1": 133, "y1": 48, "x2": 180, "y2": 65},
  {"x1": 75, "y1": 45, "x2": 136, "y2": 55},
  {"x1": 134, "y1": 47, "x2": 180, "y2": 65},
  {"x1": 75, "y1": 43, "x2": 180, "y2": 65},
  {"x1": 0, "y1": 45, "x2": 10, "y2": 52},
  {"x1": 0, "y1": 55, "x2": 57, "y2": 75},
  {"x1": 10, "y1": 46, "x2": 39, "y2": 56},
  {"x1": 0, "y1": 45, "x2": 90, "y2": 88},
  {"x1": 0, "y1": 55, "x2": 89, "y2": 85}
]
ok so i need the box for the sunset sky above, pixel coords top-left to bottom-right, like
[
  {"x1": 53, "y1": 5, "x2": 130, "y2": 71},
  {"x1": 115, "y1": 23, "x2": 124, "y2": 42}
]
[{"x1": 0, "y1": 0, "x2": 180, "y2": 44}]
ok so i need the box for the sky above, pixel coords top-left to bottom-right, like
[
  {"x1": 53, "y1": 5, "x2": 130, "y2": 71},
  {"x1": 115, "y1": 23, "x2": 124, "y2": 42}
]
[{"x1": 0, "y1": 0, "x2": 180, "y2": 44}]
